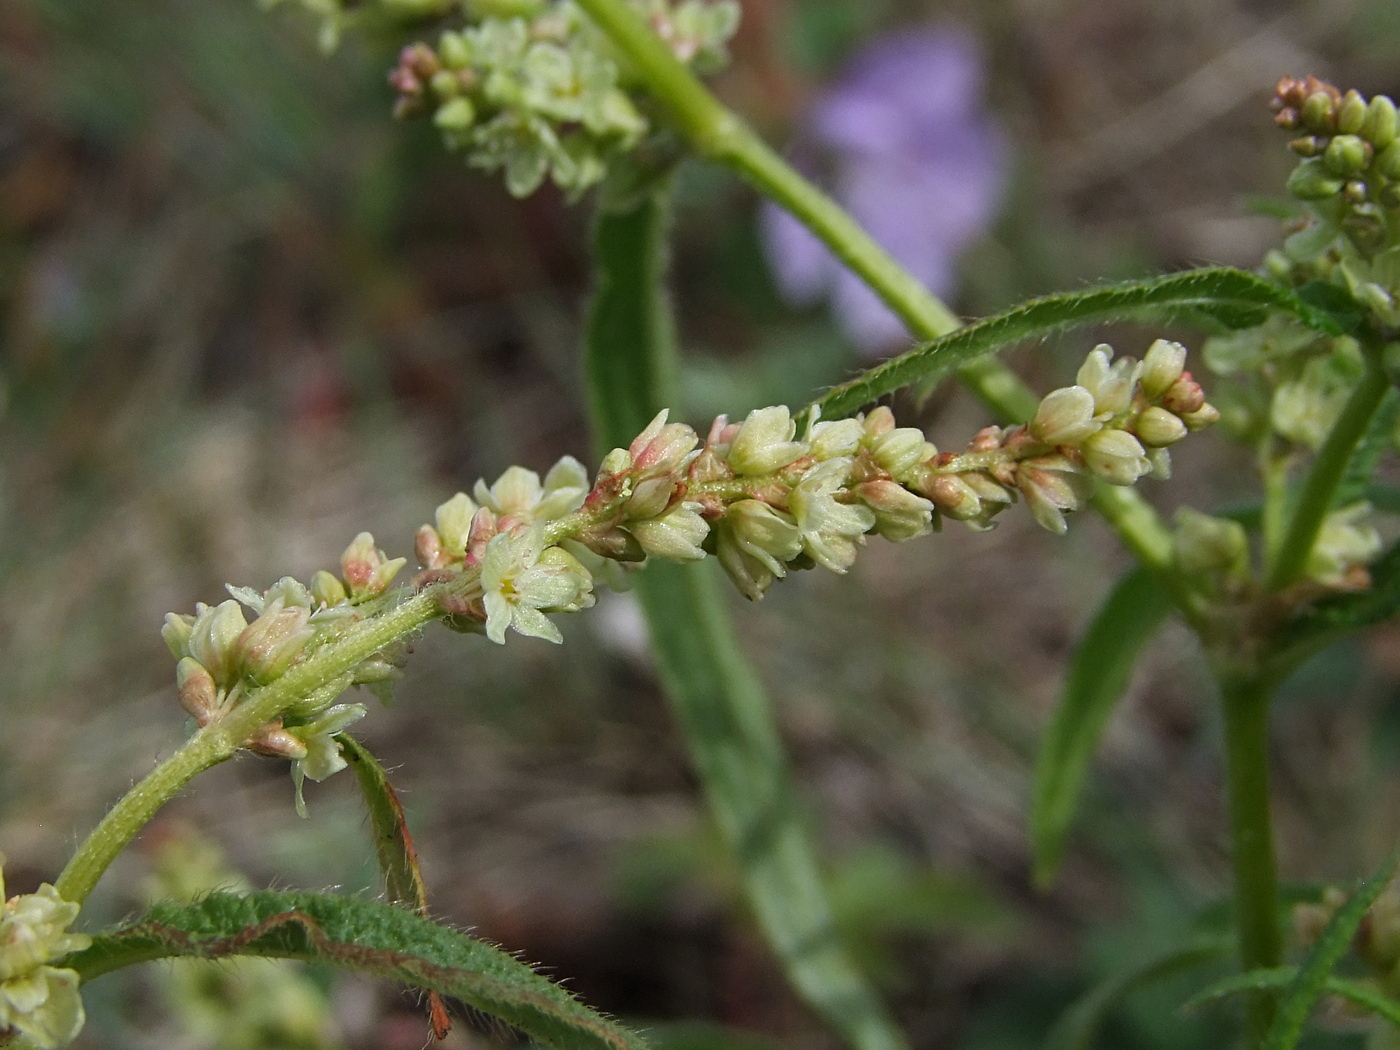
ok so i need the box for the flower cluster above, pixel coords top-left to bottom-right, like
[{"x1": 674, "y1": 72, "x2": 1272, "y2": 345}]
[
  {"x1": 388, "y1": 0, "x2": 739, "y2": 197},
  {"x1": 1269, "y1": 77, "x2": 1400, "y2": 325},
  {"x1": 162, "y1": 538, "x2": 409, "y2": 815},
  {"x1": 0, "y1": 859, "x2": 89, "y2": 1050},
  {"x1": 167, "y1": 340, "x2": 1217, "y2": 803}
]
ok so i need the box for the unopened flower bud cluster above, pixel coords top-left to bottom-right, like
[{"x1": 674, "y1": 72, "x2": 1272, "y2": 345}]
[
  {"x1": 388, "y1": 0, "x2": 739, "y2": 197},
  {"x1": 164, "y1": 340, "x2": 1216, "y2": 807},
  {"x1": 162, "y1": 538, "x2": 410, "y2": 815},
  {"x1": 0, "y1": 857, "x2": 89, "y2": 1049},
  {"x1": 1268, "y1": 77, "x2": 1400, "y2": 325}
]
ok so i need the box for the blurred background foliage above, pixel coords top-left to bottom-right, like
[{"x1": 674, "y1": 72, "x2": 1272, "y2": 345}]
[{"x1": 4, "y1": 0, "x2": 1400, "y2": 1046}]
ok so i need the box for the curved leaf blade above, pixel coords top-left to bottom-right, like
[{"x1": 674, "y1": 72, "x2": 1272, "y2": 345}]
[
  {"x1": 1044, "y1": 937, "x2": 1231, "y2": 1050},
  {"x1": 1185, "y1": 966, "x2": 1400, "y2": 1030},
  {"x1": 1263, "y1": 846, "x2": 1400, "y2": 1050},
  {"x1": 1032, "y1": 567, "x2": 1173, "y2": 886},
  {"x1": 66, "y1": 891, "x2": 647, "y2": 1050},
  {"x1": 807, "y1": 267, "x2": 1342, "y2": 424},
  {"x1": 584, "y1": 183, "x2": 909, "y2": 1050}
]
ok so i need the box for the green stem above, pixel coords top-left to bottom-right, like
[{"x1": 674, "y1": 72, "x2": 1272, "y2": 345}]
[
  {"x1": 570, "y1": 0, "x2": 1175, "y2": 578},
  {"x1": 1219, "y1": 667, "x2": 1283, "y2": 1046},
  {"x1": 1266, "y1": 361, "x2": 1390, "y2": 592},
  {"x1": 55, "y1": 589, "x2": 444, "y2": 907}
]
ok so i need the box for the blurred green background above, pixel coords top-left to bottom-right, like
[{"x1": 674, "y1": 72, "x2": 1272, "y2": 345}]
[{"x1": 4, "y1": 0, "x2": 1400, "y2": 1046}]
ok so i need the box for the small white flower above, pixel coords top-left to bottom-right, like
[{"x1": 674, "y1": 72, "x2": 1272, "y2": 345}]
[
  {"x1": 480, "y1": 523, "x2": 594, "y2": 644},
  {"x1": 288, "y1": 703, "x2": 368, "y2": 818},
  {"x1": 0, "y1": 862, "x2": 90, "y2": 1050},
  {"x1": 789, "y1": 459, "x2": 875, "y2": 573},
  {"x1": 1030, "y1": 386, "x2": 1103, "y2": 446}
]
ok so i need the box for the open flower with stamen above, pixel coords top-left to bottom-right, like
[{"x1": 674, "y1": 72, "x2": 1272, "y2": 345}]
[
  {"x1": 475, "y1": 457, "x2": 590, "y2": 521},
  {"x1": 790, "y1": 458, "x2": 876, "y2": 572},
  {"x1": 1, "y1": 860, "x2": 90, "y2": 1050},
  {"x1": 481, "y1": 523, "x2": 595, "y2": 643}
]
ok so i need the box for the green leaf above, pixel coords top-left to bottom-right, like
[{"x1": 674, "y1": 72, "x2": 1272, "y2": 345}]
[
  {"x1": 65, "y1": 891, "x2": 647, "y2": 1050},
  {"x1": 1262, "y1": 846, "x2": 1400, "y2": 1050},
  {"x1": 1032, "y1": 567, "x2": 1174, "y2": 886},
  {"x1": 1044, "y1": 937, "x2": 1232, "y2": 1050},
  {"x1": 341, "y1": 733, "x2": 451, "y2": 1037},
  {"x1": 805, "y1": 267, "x2": 1343, "y2": 424},
  {"x1": 1184, "y1": 966, "x2": 1400, "y2": 1029},
  {"x1": 1336, "y1": 389, "x2": 1400, "y2": 508},
  {"x1": 583, "y1": 183, "x2": 908, "y2": 1050}
]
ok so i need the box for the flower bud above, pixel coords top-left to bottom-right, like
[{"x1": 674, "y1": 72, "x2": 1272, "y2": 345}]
[
  {"x1": 434, "y1": 493, "x2": 478, "y2": 558},
  {"x1": 234, "y1": 599, "x2": 315, "y2": 684},
  {"x1": 629, "y1": 411, "x2": 700, "y2": 477},
  {"x1": 1030, "y1": 386, "x2": 1102, "y2": 446},
  {"x1": 1302, "y1": 90, "x2": 1337, "y2": 133},
  {"x1": 1140, "y1": 339, "x2": 1188, "y2": 400},
  {"x1": 1287, "y1": 158, "x2": 1345, "y2": 200},
  {"x1": 162, "y1": 612, "x2": 195, "y2": 660},
  {"x1": 1016, "y1": 456, "x2": 1092, "y2": 535},
  {"x1": 1161, "y1": 373, "x2": 1207, "y2": 415},
  {"x1": 599, "y1": 447, "x2": 632, "y2": 476},
  {"x1": 809, "y1": 418, "x2": 865, "y2": 460},
  {"x1": 629, "y1": 503, "x2": 709, "y2": 562},
  {"x1": 1173, "y1": 508, "x2": 1249, "y2": 583},
  {"x1": 176, "y1": 657, "x2": 220, "y2": 725},
  {"x1": 1364, "y1": 94, "x2": 1398, "y2": 149},
  {"x1": 868, "y1": 427, "x2": 931, "y2": 477},
  {"x1": 724, "y1": 499, "x2": 803, "y2": 571},
  {"x1": 1337, "y1": 89, "x2": 1367, "y2": 134},
  {"x1": 855, "y1": 480, "x2": 934, "y2": 542},
  {"x1": 1146, "y1": 447, "x2": 1173, "y2": 481},
  {"x1": 341, "y1": 532, "x2": 407, "y2": 600},
  {"x1": 861, "y1": 405, "x2": 896, "y2": 438},
  {"x1": 1180, "y1": 403, "x2": 1221, "y2": 431},
  {"x1": 1081, "y1": 429, "x2": 1150, "y2": 485},
  {"x1": 309, "y1": 569, "x2": 348, "y2": 608},
  {"x1": 625, "y1": 476, "x2": 679, "y2": 521},
  {"x1": 434, "y1": 96, "x2": 476, "y2": 133},
  {"x1": 1307, "y1": 502, "x2": 1381, "y2": 589},
  {"x1": 187, "y1": 600, "x2": 249, "y2": 686},
  {"x1": 1133, "y1": 406, "x2": 1189, "y2": 447},
  {"x1": 1323, "y1": 134, "x2": 1372, "y2": 177},
  {"x1": 726, "y1": 406, "x2": 809, "y2": 475},
  {"x1": 1378, "y1": 141, "x2": 1400, "y2": 180},
  {"x1": 921, "y1": 475, "x2": 981, "y2": 521},
  {"x1": 1076, "y1": 345, "x2": 1138, "y2": 416},
  {"x1": 576, "y1": 525, "x2": 648, "y2": 562}
]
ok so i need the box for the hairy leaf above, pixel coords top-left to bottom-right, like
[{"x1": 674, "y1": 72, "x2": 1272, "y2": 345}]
[
  {"x1": 66, "y1": 891, "x2": 646, "y2": 1050},
  {"x1": 1044, "y1": 938, "x2": 1232, "y2": 1050},
  {"x1": 1032, "y1": 567, "x2": 1174, "y2": 886},
  {"x1": 806, "y1": 267, "x2": 1343, "y2": 424},
  {"x1": 1263, "y1": 846, "x2": 1400, "y2": 1050},
  {"x1": 1185, "y1": 966, "x2": 1400, "y2": 1029},
  {"x1": 1336, "y1": 390, "x2": 1400, "y2": 508},
  {"x1": 584, "y1": 183, "x2": 908, "y2": 1050},
  {"x1": 341, "y1": 732, "x2": 451, "y2": 1038}
]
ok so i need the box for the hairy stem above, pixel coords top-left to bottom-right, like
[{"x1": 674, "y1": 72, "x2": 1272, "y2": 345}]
[
  {"x1": 55, "y1": 589, "x2": 444, "y2": 906},
  {"x1": 1266, "y1": 361, "x2": 1390, "y2": 592},
  {"x1": 1219, "y1": 667, "x2": 1282, "y2": 1045},
  {"x1": 570, "y1": 0, "x2": 1175, "y2": 577}
]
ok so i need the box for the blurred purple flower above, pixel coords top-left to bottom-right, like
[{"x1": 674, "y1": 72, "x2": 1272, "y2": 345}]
[{"x1": 761, "y1": 27, "x2": 1008, "y2": 355}]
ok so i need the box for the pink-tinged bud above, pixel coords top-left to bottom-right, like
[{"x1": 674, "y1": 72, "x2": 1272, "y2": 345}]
[
  {"x1": 925, "y1": 475, "x2": 982, "y2": 520},
  {"x1": 340, "y1": 533, "x2": 407, "y2": 599},
  {"x1": 1133, "y1": 406, "x2": 1189, "y2": 447},
  {"x1": 176, "y1": 657, "x2": 220, "y2": 725},
  {"x1": 187, "y1": 600, "x2": 249, "y2": 687},
  {"x1": 962, "y1": 472, "x2": 1015, "y2": 506},
  {"x1": 466, "y1": 507, "x2": 499, "y2": 563},
  {"x1": 1031, "y1": 386, "x2": 1103, "y2": 446},
  {"x1": 629, "y1": 503, "x2": 709, "y2": 562},
  {"x1": 1140, "y1": 339, "x2": 1188, "y2": 399},
  {"x1": 234, "y1": 599, "x2": 315, "y2": 684},
  {"x1": 861, "y1": 405, "x2": 896, "y2": 438},
  {"x1": 1081, "y1": 429, "x2": 1150, "y2": 485},
  {"x1": 1161, "y1": 372, "x2": 1207, "y2": 415},
  {"x1": 246, "y1": 720, "x2": 308, "y2": 761},
  {"x1": 726, "y1": 406, "x2": 809, "y2": 475},
  {"x1": 416, "y1": 525, "x2": 450, "y2": 570},
  {"x1": 629, "y1": 411, "x2": 701, "y2": 476},
  {"x1": 576, "y1": 525, "x2": 648, "y2": 562},
  {"x1": 856, "y1": 480, "x2": 934, "y2": 542},
  {"x1": 968, "y1": 426, "x2": 1004, "y2": 452}
]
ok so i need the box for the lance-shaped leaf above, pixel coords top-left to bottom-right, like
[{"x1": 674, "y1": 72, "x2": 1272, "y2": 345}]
[
  {"x1": 64, "y1": 891, "x2": 647, "y2": 1050},
  {"x1": 1184, "y1": 966, "x2": 1400, "y2": 1030},
  {"x1": 806, "y1": 267, "x2": 1343, "y2": 424},
  {"x1": 341, "y1": 732, "x2": 451, "y2": 1039},
  {"x1": 1262, "y1": 846, "x2": 1400, "y2": 1050},
  {"x1": 1032, "y1": 567, "x2": 1173, "y2": 886},
  {"x1": 584, "y1": 180, "x2": 908, "y2": 1050}
]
